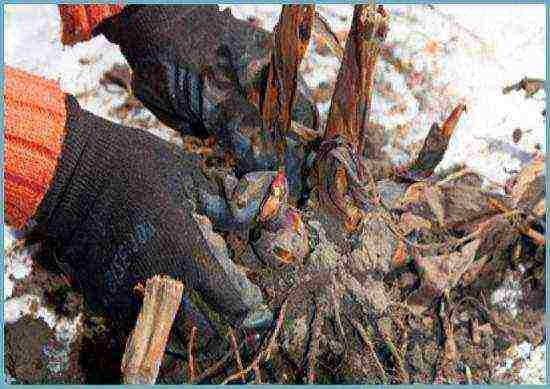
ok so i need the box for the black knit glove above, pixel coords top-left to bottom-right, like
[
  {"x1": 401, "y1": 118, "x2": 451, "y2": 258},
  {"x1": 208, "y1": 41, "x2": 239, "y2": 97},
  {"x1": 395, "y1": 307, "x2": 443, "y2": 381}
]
[
  {"x1": 92, "y1": 5, "x2": 272, "y2": 139},
  {"x1": 34, "y1": 96, "x2": 271, "y2": 330}
]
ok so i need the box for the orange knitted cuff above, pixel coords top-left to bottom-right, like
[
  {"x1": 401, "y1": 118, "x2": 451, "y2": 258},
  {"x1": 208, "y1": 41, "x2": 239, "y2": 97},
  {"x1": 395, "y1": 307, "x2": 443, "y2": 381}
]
[
  {"x1": 4, "y1": 66, "x2": 68, "y2": 230},
  {"x1": 59, "y1": 4, "x2": 125, "y2": 46}
]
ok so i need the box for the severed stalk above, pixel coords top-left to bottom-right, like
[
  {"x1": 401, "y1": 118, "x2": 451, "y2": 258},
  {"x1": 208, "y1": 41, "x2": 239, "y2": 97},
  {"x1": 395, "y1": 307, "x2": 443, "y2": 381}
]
[
  {"x1": 262, "y1": 5, "x2": 315, "y2": 171},
  {"x1": 314, "y1": 3, "x2": 389, "y2": 227},
  {"x1": 400, "y1": 104, "x2": 467, "y2": 179},
  {"x1": 323, "y1": 3, "x2": 389, "y2": 171},
  {"x1": 121, "y1": 275, "x2": 184, "y2": 384}
]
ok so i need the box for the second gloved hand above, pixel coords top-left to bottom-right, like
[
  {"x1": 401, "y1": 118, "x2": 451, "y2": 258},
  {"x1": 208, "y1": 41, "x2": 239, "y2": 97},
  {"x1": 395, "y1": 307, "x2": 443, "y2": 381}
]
[{"x1": 92, "y1": 5, "x2": 272, "y2": 139}]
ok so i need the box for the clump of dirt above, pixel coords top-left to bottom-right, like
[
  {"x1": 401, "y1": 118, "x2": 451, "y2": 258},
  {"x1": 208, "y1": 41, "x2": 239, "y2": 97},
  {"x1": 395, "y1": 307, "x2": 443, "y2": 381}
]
[{"x1": 5, "y1": 316, "x2": 56, "y2": 384}]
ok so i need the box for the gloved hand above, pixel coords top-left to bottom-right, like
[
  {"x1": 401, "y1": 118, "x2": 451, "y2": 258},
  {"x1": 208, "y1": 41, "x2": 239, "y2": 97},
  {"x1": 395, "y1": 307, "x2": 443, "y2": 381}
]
[
  {"x1": 92, "y1": 5, "x2": 272, "y2": 139},
  {"x1": 34, "y1": 95, "x2": 271, "y2": 331}
]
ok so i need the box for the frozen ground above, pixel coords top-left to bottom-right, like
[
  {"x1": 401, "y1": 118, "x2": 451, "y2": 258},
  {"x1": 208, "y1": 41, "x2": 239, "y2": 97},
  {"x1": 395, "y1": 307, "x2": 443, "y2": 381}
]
[{"x1": 3, "y1": 4, "x2": 546, "y2": 384}]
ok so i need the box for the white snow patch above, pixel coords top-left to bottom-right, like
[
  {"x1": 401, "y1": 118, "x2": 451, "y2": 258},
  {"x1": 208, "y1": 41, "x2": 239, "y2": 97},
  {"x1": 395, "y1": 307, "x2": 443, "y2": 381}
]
[
  {"x1": 4, "y1": 242, "x2": 39, "y2": 299},
  {"x1": 518, "y1": 343, "x2": 546, "y2": 384},
  {"x1": 496, "y1": 341, "x2": 546, "y2": 384},
  {"x1": 36, "y1": 306, "x2": 58, "y2": 329},
  {"x1": 4, "y1": 294, "x2": 41, "y2": 324},
  {"x1": 4, "y1": 291, "x2": 83, "y2": 375},
  {"x1": 220, "y1": 4, "x2": 282, "y2": 31},
  {"x1": 3, "y1": 225, "x2": 18, "y2": 253},
  {"x1": 490, "y1": 274, "x2": 523, "y2": 318}
]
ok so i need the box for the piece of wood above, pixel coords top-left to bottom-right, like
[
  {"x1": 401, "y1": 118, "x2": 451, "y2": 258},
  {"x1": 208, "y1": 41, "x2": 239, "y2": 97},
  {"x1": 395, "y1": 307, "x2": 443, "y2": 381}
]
[
  {"x1": 121, "y1": 275, "x2": 184, "y2": 384},
  {"x1": 262, "y1": 5, "x2": 315, "y2": 169}
]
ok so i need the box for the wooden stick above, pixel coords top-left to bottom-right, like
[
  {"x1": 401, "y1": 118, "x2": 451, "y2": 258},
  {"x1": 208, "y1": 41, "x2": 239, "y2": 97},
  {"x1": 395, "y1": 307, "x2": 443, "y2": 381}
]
[{"x1": 121, "y1": 275, "x2": 184, "y2": 384}]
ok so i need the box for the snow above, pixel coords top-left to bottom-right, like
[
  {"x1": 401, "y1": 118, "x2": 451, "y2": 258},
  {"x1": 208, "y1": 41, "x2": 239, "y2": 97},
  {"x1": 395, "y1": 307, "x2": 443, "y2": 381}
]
[
  {"x1": 3, "y1": 3, "x2": 545, "y2": 384},
  {"x1": 4, "y1": 294, "x2": 41, "y2": 324},
  {"x1": 495, "y1": 341, "x2": 546, "y2": 384},
  {"x1": 490, "y1": 273, "x2": 523, "y2": 318}
]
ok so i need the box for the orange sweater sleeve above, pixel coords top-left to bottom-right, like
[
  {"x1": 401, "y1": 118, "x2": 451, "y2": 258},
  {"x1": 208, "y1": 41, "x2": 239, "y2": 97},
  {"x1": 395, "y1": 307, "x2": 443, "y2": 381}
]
[
  {"x1": 59, "y1": 4, "x2": 125, "y2": 46},
  {"x1": 4, "y1": 66, "x2": 68, "y2": 230}
]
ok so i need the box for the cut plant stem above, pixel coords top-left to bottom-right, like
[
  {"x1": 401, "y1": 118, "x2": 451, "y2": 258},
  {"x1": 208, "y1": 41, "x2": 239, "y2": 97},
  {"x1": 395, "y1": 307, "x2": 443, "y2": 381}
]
[
  {"x1": 121, "y1": 275, "x2": 184, "y2": 384},
  {"x1": 402, "y1": 104, "x2": 467, "y2": 179},
  {"x1": 314, "y1": 4, "x2": 389, "y2": 225},
  {"x1": 262, "y1": 5, "x2": 314, "y2": 170},
  {"x1": 323, "y1": 3, "x2": 389, "y2": 170}
]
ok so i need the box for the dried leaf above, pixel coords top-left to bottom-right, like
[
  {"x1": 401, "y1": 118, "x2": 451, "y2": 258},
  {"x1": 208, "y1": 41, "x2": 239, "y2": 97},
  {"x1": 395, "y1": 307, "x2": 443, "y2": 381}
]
[
  {"x1": 509, "y1": 156, "x2": 545, "y2": 211},
  {"x1": 400, "y1": 212, "x2": 433, "y2": 235},
  {"x1": 423, "y1": 184, "x2": 445, "y2": 227},
  {"x1": 399, "y1": 182, "x2": 504, "y2": 229},
  {"x1": 503, "y1": 77, "x2": 546, "y2": 98},
  {"x1": 100, "y1": 63, "x2": 132, "y2": 92},
  {"x1": 474, "y1": 214, "x2": 519, "y2": 258},
  {"x1": 413, "y1": 239, "x2": 481, "y2": 298},
  {"x1": 460, "y1": 255, "x2": 489, "y2": 287}
]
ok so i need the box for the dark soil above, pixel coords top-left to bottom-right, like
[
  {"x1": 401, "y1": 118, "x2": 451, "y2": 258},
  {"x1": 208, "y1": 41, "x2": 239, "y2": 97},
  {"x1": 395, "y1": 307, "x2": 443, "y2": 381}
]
[{"x1": 5, "y1": 316, "x2": 54, "y2": 384}]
